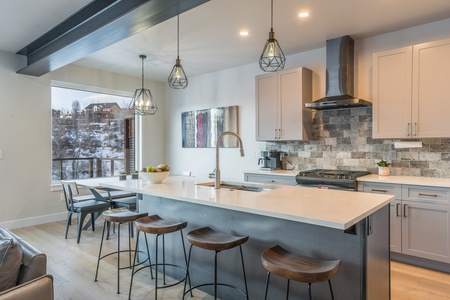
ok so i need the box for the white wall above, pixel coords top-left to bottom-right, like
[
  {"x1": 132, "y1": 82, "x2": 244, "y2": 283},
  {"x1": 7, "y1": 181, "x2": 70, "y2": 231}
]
[
  {"x1": 166, "y1": 17, "x2": 450, "y2": 181},
  {"x1": 0, "y1": 59, "x2": 165, "y2": 228}
]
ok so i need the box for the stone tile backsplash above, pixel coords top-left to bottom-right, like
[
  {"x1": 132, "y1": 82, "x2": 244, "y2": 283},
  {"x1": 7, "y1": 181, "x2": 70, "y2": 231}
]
[{"x1": 267, "y1": 107, "x2": 450, "y2": 178}]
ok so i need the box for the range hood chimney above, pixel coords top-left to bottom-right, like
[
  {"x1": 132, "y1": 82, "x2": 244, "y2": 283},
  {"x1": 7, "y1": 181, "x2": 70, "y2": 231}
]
[{"x1": 305, "y1": 35, "x2": 371, "y2": 110}]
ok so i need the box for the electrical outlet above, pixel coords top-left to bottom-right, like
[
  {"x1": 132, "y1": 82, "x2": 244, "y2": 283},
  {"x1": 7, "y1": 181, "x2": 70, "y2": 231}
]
[
  {"x1": 254, "y1": 150, "x2": 262, "y2": 157},
  {"x1": 0, "y1": 149, "x2": 3, "y2": 159}
]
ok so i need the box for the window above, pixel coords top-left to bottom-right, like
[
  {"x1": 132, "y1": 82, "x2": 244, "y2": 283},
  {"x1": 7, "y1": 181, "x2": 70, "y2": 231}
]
[{"x1": 51, "y1": 85, "x2": 135, "y2": 181}]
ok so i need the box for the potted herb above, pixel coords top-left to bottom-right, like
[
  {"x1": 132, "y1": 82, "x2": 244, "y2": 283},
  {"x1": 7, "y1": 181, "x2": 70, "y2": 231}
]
[
  {"x1": 376, "y1": 160, "x2": 391, "y2": 176},
  {"x1": 131, "y1": 170, "x2": 139, "y2": 179},
  {"x1": 119, "y1": 171, "x2": 127, "y2": 181}
]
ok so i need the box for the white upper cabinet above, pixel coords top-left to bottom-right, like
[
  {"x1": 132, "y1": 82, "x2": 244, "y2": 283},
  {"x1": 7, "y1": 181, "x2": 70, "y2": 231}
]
[
  {"x1": 255, "y1": 67, "x2": 312, "y2": 141},
  {"x1": 373, "y1": 38, "x2": 450, "y2": 138}
]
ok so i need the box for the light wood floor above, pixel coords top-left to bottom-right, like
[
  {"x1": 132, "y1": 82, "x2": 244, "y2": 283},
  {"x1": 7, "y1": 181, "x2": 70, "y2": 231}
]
[{"x1": 11, "y1": 221, "x2": 450, "y2": 300}]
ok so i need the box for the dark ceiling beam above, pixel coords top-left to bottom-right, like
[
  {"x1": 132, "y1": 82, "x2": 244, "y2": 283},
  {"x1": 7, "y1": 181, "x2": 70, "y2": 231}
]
[{"x1": 16, "y1": 0, "x2": 209, "y2": 76}]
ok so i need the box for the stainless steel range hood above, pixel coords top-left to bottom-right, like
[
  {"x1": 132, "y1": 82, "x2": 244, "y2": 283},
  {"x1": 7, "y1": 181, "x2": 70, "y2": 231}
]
[{"x1": 305, "y1": 35, "x2": 371, "y2": 110}]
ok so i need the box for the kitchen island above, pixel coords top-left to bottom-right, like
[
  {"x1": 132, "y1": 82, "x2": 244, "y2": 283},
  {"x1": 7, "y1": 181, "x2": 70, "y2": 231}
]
[{"x1": 84, "y1": 175, "x2": 393, "y2": 299}]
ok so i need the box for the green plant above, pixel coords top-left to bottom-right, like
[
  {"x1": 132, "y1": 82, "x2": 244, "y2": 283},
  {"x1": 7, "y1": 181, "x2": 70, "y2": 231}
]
[
  {"x1": 131, "y1": 170, "x2": 139, "y2": 174},
  {"x1": 376, "y1": 160, "x2": 391, "y2": 167},
  {"x1": 119, "y1": 171, "x2": 126, "y2": 175}
]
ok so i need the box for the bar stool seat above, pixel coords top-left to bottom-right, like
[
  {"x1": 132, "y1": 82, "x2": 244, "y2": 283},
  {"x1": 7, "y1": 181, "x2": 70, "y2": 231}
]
[
  {"x1": 129, "y1": 215, "x2": 188, "y2": 300},
  {"x1": 94, "y1": 208, "x2": 148, "y2": 294},
  {"x1": 261, "y1": 245, "x2": 341, "y2": 300},
  {"x1": 183, "y1": 227, "x2": 249, "y2": 300}
]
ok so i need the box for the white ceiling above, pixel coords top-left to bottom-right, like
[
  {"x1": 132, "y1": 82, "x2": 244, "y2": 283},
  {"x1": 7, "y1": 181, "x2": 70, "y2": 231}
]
[{"x1": 2, "y1": 0, "x2": 450, "y2": 82}]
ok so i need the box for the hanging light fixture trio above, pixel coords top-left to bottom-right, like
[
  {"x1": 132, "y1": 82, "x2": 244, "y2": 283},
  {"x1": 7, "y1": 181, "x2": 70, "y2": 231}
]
[
  {"x1": 168, "y1": 14, "x2": 188, "y2": 89},
  {"x1": 129, "y1": 55, "x2": 158, "y2": 116},
  {"x1": 259, "y1": 0, "x2": 286, "y2": 72}
]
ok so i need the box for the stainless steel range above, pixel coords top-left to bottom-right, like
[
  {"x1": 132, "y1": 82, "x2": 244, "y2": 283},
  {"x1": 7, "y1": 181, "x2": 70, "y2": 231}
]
[{"x1": 295, "y1": 169, "x2": 371, "y2": 191}]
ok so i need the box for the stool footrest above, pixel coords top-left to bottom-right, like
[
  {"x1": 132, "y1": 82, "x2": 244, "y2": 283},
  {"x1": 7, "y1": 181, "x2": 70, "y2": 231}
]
[{"x1": 183, "y1": 282, "x2": 247, "y2": 299}]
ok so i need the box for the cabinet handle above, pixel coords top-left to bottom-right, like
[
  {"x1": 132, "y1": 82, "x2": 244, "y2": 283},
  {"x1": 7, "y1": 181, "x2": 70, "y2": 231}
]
[
  {"x1": 405, "y1": 123, "x2": 410, "y2": 136},
  {"x1": 418, "y1": 193, "x2": 438, "y2": 198},
  {"x1": 413, "y1": 122, "x2": 417, "y2": 136},
  {"x1": 396, "y1": 203, "x2": 400, "y2": 217},
  {"x1": 403, "y1": 204, "x2": 408, "y2": 218},
  {"x1": 278, "y1": 128, "x2": 282, "y2": 139},
  {"x1": 274, "y1": 129, "x2": 277, "y2": 139},
  {"x1": 371, "y1": 189, "x2": 388, "y2": 193}
]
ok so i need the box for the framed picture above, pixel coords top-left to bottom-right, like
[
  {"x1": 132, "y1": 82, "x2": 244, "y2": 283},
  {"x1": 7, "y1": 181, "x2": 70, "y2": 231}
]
[{"x1": 182, "y1": 105, "x2": 239, "y2": 148}]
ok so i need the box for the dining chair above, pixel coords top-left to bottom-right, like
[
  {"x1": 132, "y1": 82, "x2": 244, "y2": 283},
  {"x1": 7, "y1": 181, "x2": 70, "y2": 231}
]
[{"x1": 61, "y1": 181, "x2": 110, "y2": 243}]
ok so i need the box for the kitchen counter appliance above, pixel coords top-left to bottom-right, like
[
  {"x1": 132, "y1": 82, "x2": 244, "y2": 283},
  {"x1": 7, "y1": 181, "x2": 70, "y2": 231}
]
[
  {"x1": 259, "y1": 150, "x2": 282, "y2": 171},
  {"x1": 296, "y1": 169, "x2": 370, "y2": 191}
]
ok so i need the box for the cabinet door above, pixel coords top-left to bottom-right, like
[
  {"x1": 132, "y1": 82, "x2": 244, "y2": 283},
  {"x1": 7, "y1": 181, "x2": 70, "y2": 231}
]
[
  {"x1": 412, "y1": 38, "x2": 450, "y2": 137},
  {"x1": 255, "y1": 73, "x2": 278, "y2": 141},
  {"x1": 372, "y1": 47, "x2": 412, "y2": 138},
  {"x1": 390, "y1": 200, "x2": 402, "y2": 253},
  {"x1": 362, "y1": 182, "x2": 402, "y2": 253},
  {"x1": 278, "y1": 67, "x2": 312, "y2": 141},
  {"x1": 244, "y1": 173, "x2": 296, "y2": 186},
  {"x1": 401, "y1": 201, "x2": 450, "y2": 263}
]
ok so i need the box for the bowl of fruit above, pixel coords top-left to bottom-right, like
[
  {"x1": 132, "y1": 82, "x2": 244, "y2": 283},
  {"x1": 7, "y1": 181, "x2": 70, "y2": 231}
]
[{"x1": 140, "y1": 164, "x2": 171, "y2": 184}]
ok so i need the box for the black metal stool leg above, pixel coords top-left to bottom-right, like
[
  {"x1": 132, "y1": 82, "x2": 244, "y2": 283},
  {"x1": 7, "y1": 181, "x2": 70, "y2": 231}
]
[
  {"x1": 180, "y1": 231, "x2": 193, "y2": 297},
  {"x1": 308, "y1": 283, "x2": 312, "y2": 300},
  {"x1": 128, "y1": 229, "x2": 140, "y2": 300},
  {"x1": 264, "y1": 272, "x2": 271, "y2": 300},
  {"x1": 286, "y1": 279, "x2": 290, "y2": 300},
  {"x1": 214, "y1": 250, "x2": 219, "y2": 300},
  {"x1": 155, "y1": 233, "x2": 159, "y2": 299},
  {"x1": 117, "y1": 223, "x2": 121, "y2": 294},
  {"x1": 163, "y1": 234, "x2": 167, "y2": 285},
  {"x1": 183, "y1": 244, "x2": 194, "y2": 299},
  {"x1": 95, "y1": 221, "x2": 107, "y2": 282},
  {"x1": 143, "y1": 233, "x2": 154, "y2": 279},
  {"x1": 329, "y1": 279, "x2": 335, "y2": 300},
  {"x1": 238, "y1": 245, "x2": 249, "y2": 299}
]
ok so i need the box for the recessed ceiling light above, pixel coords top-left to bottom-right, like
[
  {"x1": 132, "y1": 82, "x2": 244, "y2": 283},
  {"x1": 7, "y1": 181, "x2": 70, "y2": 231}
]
[
  {"x1": 299, "y1": 12, "x2": 309, "y2": 18},
  {"x1": 240, "y1": 31, "x2": 249, "y2": 36}
]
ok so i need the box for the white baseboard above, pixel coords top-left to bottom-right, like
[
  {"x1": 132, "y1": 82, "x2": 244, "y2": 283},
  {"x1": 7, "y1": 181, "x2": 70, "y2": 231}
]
[{"x1": 0, "y1": 212, "x2": 67, "y2": 230}]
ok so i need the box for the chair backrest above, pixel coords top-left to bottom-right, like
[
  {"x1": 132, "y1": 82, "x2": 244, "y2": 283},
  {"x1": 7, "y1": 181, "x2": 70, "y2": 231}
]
[{"x1": 61, "y1": 181, "x2": 78, "y2": 210}]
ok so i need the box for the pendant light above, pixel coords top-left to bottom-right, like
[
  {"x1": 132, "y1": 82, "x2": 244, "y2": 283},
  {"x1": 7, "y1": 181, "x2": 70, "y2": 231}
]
[
  {"x1": 259, "y1": 0, "x2": 286, "y2": 72},
  {"x1": 168, "y1": 14, "x2": 188, "y2": 89},
  {"x1": 129, "y1": 55, "x2": 158, "y2": 116}
]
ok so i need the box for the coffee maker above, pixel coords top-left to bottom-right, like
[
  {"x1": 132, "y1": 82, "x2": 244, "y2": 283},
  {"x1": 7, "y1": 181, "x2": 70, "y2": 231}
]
[
  {"x1": 258, "y1": 150, "x2": 282, "y2": 170},
  {"x1": 258, "y1": 150, "x2": 271, "y2": 170}
]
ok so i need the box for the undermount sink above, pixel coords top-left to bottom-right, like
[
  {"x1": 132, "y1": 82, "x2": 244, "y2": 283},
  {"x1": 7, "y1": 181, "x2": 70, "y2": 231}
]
[{"x1": 196, "y1": 181, "x2": 279, "y2": 192}]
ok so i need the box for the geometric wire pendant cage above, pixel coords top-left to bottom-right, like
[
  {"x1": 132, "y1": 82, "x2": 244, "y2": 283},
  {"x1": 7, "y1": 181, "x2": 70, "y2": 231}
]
[
  {"x1": 259, "y1": 0, "x2": 286, "y2": 72},
  {"x1": 129, "y1": 55, "x2": 158, "y2": 116},
  {"x1": 168, "y1": 14, "x2": 188, "y2": 89}
]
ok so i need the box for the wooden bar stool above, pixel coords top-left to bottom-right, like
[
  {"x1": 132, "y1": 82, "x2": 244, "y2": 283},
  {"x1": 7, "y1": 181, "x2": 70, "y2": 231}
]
[
  {"x1": 94, "y1": 208, "x2": 148, "y2": 294},
  {"x1": 261, "y1": 245, "x2": 341, "y2": 300},
  {"x1": 128, "y1": 215, "x2": 189, "y2": 300},
  {"x1": 183, "y1": 227, "x2": 249, "y2": 300}
]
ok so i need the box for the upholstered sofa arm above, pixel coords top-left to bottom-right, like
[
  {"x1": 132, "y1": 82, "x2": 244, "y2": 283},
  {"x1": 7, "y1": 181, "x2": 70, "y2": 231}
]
[
  {"x1": 0, "y1": 274, "x2": 53, "y2": 300},
  {"x1": 0, "y1": 227, "x2": 46, "y2": 284}
]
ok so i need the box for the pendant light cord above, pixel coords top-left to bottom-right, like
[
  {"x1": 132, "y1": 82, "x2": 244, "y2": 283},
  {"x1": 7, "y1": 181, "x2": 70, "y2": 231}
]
[
  {"x1": 177, "y1": 15, "x2": 180, "y2": 59},
  {"x1": 141, "y1": 57, "x2": 144, "y2": 88},
  {"x1": 270, "y1": 0, "x2": 273, "y2": 31}
]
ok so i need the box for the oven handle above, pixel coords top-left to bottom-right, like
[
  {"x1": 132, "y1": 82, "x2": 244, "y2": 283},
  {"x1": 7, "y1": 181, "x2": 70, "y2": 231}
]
[{"x1": 297, "y1": 183, "x2": 356, "y2": 191}]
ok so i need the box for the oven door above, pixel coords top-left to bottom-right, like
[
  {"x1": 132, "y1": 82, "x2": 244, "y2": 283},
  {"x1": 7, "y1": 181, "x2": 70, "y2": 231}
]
[{"x1": 297, "y1": 182, "x2": 357, "y2": 191}]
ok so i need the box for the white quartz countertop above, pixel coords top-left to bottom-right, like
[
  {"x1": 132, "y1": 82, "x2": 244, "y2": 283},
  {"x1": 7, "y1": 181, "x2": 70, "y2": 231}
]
[
  {"x1": 77, "y1": 176, "x2": 393, "y2": 230},
  {"x1": 358, "y1": 174, "x2": 450, "y2": 188}
]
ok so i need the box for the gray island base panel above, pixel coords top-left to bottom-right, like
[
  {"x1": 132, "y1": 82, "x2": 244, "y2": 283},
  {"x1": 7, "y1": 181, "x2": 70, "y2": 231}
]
[{"x1": 138, "y1": 195, "x2": 390, "y2": 300}]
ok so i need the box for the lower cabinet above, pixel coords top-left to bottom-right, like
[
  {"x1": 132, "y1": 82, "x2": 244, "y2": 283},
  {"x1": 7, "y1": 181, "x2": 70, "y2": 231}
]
[
  {"x1": 244, "y1": 173, "x2": 296, "y2": 186},
  {"x1": 361, "y1": 182, "x2": 450, "y2": 263}
]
